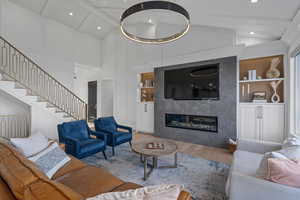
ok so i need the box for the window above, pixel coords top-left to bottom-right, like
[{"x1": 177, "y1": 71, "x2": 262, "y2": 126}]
[{"x1": 295, "y1": 54, "x2": 300, "y2": 134}]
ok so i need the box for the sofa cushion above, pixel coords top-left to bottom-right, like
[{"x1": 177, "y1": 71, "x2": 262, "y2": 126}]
[
  {"x1": 0, "y1": 143, "x2": 83, "y2": 200},
  {"x1": 0, "y1": 177, "x2": 16, "y2": 200},
  {"x1": 52, "y1": 156, "x2": 87, "y2": 180},
  {"x1": 56, "y1": 166, "x2": 124, "y2": 198},
  {"x1": 232, "y1": 150, "x2": 263, "y2": 176}
]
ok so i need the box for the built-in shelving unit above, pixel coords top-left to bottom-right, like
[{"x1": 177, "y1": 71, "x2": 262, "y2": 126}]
[
  {"x1": 239, "y1": 55, "x2": 284, "y2": 103},
  {"x1": 139, "y1": 72, "x2": 155, "y2": 102}
]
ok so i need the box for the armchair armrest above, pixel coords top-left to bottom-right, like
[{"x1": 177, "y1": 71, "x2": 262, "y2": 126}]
[
  {"x1": 117, "y1": 124, "x2": 132, "y2": 133},
  {"x1": 237, "y1": 139, "x2": 281, "y2": 154},
  {"x1": 64, "y1": 136, "x2": 80, "y2": 155},
  {"x1": 89, "y1": 130, "x2": 107, "y2": 143}
]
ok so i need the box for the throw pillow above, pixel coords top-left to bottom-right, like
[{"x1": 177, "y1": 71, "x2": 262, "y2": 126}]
[
  {"x1": 28, "y1": 142, "x2": 71, "y2": 179},
  {"x1": 266, "y1": 158, "x2": 300, "y2": 188},
  {"x1": 10, "y1": 132, "x2": 49, "y2": 157},
  {"x1": 256, "y1": 146, "x2": 300, "y2": 178},
  {"x1": 86, "y1": 184, "x2": 183, "y2": 200},
  {"x1": 256, "y1": 152, "x2": 288, "y2": 178}
]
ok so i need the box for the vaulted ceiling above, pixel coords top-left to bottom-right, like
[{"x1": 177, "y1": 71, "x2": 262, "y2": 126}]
[{"x1": 9, "y1": 0, "x2": 300, "y2": 42}]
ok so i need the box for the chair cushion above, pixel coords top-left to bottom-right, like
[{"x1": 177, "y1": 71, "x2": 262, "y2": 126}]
[
  {"x1": 62, "y1": 120, "x2": 89, "y2": 140},
  {"x1": 56, "y1": 166, "x2": 124, "y2": 198},
  {"x1": 114, "y1": 132, "x2": 132, "y2": 144},
  {"x1": 79, "y1": 139, "x2": 105, "y2": 154},
  {"x1": 99, "y1": 117, "x2": 117, "y2": 132}
]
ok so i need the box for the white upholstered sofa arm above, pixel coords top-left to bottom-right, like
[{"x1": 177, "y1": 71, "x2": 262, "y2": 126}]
[
  {"x1": 237, "y1": 139, "x2": 281, "y2": 154},
  {"x1": 229, "y1": 172, "x2": 300, "y2": 200}
]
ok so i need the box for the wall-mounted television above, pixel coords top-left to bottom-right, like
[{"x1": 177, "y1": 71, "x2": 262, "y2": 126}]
[{"x1": 164, "y1": 64, "x2": 219, "y2": 100}]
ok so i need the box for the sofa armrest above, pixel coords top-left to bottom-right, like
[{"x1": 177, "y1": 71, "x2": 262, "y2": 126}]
[
  {"x1": 229, "y1": 172, "x2": 300, "y2": 200},
  {"x1": 237, "y1": 139, "x2": 281, "y2": 154}
]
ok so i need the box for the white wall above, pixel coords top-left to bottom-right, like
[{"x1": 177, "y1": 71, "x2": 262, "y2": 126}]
[
  {"x1": 0, "y1": 89, "x2": 30, "y2": 115},
  {"x1": 0, "y1": 0, "x2": 101, "y2": 90},
  {"x1": 0, "y1": 0, "x2": 102, "y2": 138}
]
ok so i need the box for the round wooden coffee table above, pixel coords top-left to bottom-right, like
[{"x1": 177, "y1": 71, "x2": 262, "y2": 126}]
[{"x1": 132, "y1": 140, "x2": 178, "y2": 180}]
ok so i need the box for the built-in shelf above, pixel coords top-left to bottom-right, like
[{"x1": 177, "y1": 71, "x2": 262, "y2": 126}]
[
  {"x1": 139, "y1": 72, "x2": 155, "y2": 102},
  {"x1": 239, "y1": 78, "x2": 284, "y2": 83},
  {"x1": 239, "y1": 102, "x2": 285, "y2": 105},
  {"x1": 239, "y1": 55, "x2": 284, "y2": 103}
]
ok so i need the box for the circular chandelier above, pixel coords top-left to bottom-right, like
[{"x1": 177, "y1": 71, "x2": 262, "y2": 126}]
[{"x1": 120, "y1": 1, "x2": 190, "y2": 44}]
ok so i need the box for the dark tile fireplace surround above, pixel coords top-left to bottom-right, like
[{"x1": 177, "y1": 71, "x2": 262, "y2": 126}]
[{"x1": 154, "y1": 56, "x2": 237, "y2": 148}]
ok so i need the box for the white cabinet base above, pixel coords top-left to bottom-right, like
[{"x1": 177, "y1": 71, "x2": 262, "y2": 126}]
[{"x1": 238, "y1": 104, "x2": 285, "y2": 143}]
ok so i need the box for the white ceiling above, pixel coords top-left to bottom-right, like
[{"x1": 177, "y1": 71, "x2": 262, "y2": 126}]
[{"x1": 8, "y1": 0, "x2": 300, "y2": 41}]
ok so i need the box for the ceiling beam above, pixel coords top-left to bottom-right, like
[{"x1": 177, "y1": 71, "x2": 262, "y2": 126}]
[
  {"x1": 281, "y1": 7, "x2": 300, "y2": 45},
  {"x1": 40, "y1": 0, "x2": 49, "y2": 15},
  {"x1": 74, "y1": 0, "x2": 119, "y2": 27}
]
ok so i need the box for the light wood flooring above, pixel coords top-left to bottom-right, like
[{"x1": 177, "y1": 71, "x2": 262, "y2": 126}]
[{"x1": 133, "y1": 132, "x2": 233, "y2": 165}]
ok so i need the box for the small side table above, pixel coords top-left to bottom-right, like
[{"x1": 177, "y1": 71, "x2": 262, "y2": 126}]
[{"x1": 132, "y1": 140, "x2": 178, "y2": 180}]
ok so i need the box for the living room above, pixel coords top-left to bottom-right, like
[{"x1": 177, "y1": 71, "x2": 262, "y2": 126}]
[{"x1": 0, "y1": 0, "x2": 300, "y2": 200}]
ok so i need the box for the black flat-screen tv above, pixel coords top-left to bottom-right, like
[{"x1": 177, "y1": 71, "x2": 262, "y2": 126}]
[{"x1": 164, "y1": 64, "x2": 219, "y2": 100}]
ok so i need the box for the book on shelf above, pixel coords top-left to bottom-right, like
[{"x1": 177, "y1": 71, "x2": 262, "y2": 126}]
[{"x1": 252, "y1": 99, "x2": 267, "y2": 103}]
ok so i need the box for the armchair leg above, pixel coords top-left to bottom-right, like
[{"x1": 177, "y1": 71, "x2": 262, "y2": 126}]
[
  {"x1": 102, "y1": 151, "x2": 107, "y2": 160},
  {"x1": 112, "y1": 147, "x2": 115, "y2": 156},
  {"x1": 129, "y1": 141, "x2": 132, "y2": 147}
]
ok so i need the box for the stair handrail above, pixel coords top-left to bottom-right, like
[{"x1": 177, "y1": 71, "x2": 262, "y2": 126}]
[{"x1": 0, "y1": 36, "x2": 87, "y2": 120}]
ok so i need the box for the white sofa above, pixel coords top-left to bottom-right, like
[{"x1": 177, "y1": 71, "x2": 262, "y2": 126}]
[{"x1": 226, "y1": 139, "x2": 300, "y2": 200}]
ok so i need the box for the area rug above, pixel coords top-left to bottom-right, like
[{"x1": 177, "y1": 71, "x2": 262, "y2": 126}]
[{"x1": 82, "y1": 143, "x2": 229, "y2": 200}]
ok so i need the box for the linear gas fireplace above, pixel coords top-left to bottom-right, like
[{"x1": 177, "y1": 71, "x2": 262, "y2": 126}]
[{"x1": 165, "y1": 113, "x2": 218, "y2": 133}]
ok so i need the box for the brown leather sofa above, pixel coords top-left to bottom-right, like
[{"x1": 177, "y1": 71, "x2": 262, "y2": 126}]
[{"x1": 0, "y1": 142, "x2": 191, "y2": 200}]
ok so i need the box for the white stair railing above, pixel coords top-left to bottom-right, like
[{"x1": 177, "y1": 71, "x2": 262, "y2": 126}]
[
  {"x1": 0, "y1": 36, "x2": 87, "y2": 120},
  {"x1": 0, "y1": 115, "x2": 30, "y2": 138}
]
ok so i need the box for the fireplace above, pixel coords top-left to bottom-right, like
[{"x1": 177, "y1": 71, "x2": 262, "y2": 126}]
[{"x1": 165, "y1": 113, "x2": 218, "y2": 133}]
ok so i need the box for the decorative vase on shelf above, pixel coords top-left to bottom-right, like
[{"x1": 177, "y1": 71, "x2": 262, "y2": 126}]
[
  {"x1": 266, "y1": 57, "x2": 281, "y2": 79},
  {"x1": 270, "y1": 80, "x2": 282, "y2": 103}
]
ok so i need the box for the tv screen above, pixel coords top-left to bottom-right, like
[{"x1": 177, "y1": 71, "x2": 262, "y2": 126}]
[{"x1": 164, "y1": 64, "x2": 219, "y2": 100}]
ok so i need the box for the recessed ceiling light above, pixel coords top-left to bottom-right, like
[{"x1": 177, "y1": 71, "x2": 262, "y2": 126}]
[
  {"x1": 250, "y1": 0, "x2": 258, "y2": 3},
  {"x1": 69, "y1": 12, "x2": 73, "y2": 16},
  {"x1": 97, "y1": 26, "x2": 102, "y2": 30},
  {"x1": 250, "y1": 31, "x2": 255, "y2": 35}
]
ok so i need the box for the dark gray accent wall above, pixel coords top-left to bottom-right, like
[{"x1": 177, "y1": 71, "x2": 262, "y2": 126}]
[{"x1": 154, "y1": 56, "x2": 237, "y2": 148}]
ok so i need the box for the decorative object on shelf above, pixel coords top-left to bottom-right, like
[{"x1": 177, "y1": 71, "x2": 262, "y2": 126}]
[
  {"x1": 252, "y1": 91, "x2": 267, "y2": 103},
  {"x1": 248, "y1": 70, "x2": 256, "y2": 80},
  {"x1": 266, "y1": 57, "x2": 281, "y2": 79},
  {"x1": 257, "y1": 76, "x2": 262, "y2": 80},
  {"x1": 243, "y1": 76, "x2": 247, "y2": 80},
  {"x1": 120, "y1": 1, "x2": 190, "y2": 44},
  {"x1": 270, "y1": 80, "x2": 282, "y2": 103}
]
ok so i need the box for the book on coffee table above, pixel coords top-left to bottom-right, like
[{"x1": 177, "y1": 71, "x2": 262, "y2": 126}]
[{"x1": 145, "y1": 142, "x2": 165, "y2": 150}]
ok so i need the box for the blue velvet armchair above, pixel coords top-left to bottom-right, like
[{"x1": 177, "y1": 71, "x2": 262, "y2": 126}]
[
  {"x1": 57, "y1": 120, "x2": 107, "y2": 159},
  {"x1": 94, "y1": 117, "x2": 132, "y2": 156}
]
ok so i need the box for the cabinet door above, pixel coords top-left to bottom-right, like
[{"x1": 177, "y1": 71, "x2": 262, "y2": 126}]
[
  {"x1": 239, "y1": 105, "x2": 260, "y2": 141},
  {"x1": 136, "y1": 103, "x2": 154, "y2": 133},
  {"x1": 262, "y1": 105, "x2": 285, "y2": 143}
]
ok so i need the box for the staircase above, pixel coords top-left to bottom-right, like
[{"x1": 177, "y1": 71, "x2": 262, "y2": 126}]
[{"x1": 0, "y1": 36, "x2": 87, "y2": 121}]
